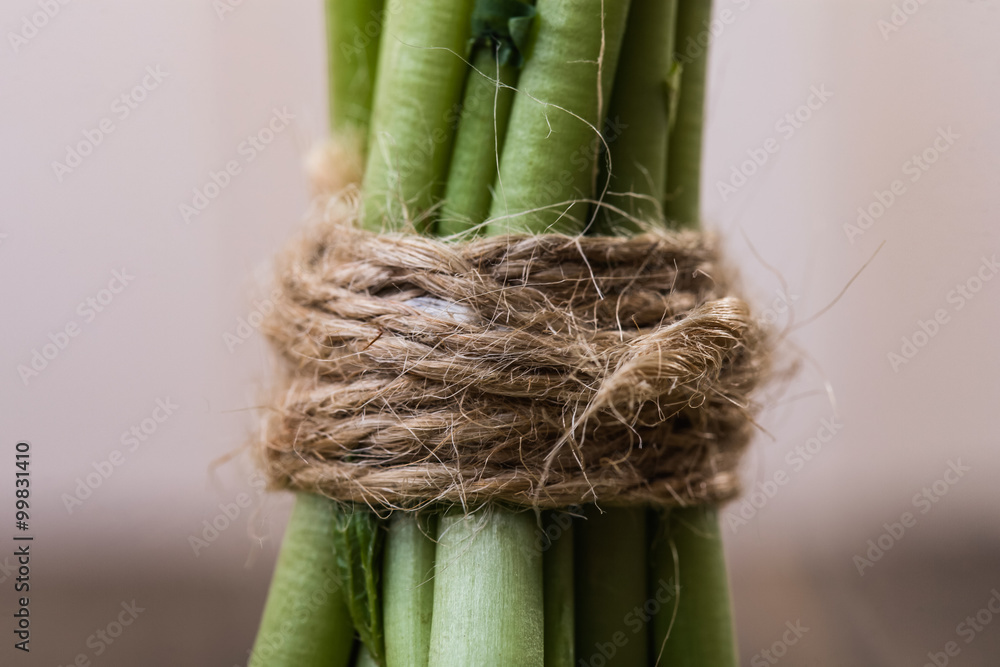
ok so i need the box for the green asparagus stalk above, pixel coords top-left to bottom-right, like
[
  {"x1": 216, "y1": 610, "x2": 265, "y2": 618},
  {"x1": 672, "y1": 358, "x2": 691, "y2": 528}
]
[
  {"x1": 249, "y1": 493, "x2": 355, "y2": 667},
  {"x1": 326, "y1": 0, "x2": 384, "y2": 136},
  {"x1": 543, "y1": 513, "x2": 575, "y2": 667},
  {"x1": 651, "y1": 507, "x2": 736, "y2": 665},
  {"x1": 649, "y1": 3, "x2": 739, "y2": 664},
  {"x1": 438, "y1": 47, "x2": 518, "y2": 235},
  {"x1": 383, "y1": 513, "x2": 437, "y2": 667},
  {"x1": 594, "y1": 0, "x2": 678, "y2": 233},
  {"x1": 428, "y1": 508, "x2": 544, "y2": 665},
  {"x1": 434, "y1": 5, "x2": 631, "y2": 665},
  {"x1": 574, "y1": 506, "x2": 649, "y2": 666},
  {"x1": 360, "y1": 0, "x2": 477, "y2": 232},
  {"x1": 487, "y1": 0, "x2": 632, "y2": 234},
  {"x1": 663, "y1": 0, "x2": 713, "y2": 227},
  {"x1": 438, "y1": 0, "x2": 535, "y2": 235}
]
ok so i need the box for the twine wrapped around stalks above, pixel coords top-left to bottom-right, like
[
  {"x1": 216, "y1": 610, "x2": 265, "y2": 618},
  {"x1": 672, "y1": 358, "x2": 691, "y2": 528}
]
[{"x1": 257, "y1": 193, "x2": 770, "y2": 512}]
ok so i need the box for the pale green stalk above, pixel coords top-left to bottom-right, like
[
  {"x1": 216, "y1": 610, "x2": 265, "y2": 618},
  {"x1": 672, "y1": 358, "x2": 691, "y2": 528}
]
[
  {"x1": 594, "y1": 0, "x2": 678, "y2": 233},
  {"x1": 486, "y1": 0, "x2": 632, "y2": 234},
  {"x1": 383, "y1": 513, "x2": 437, "y2": 667},
  {"x1": 249, "y1": 493, "x2": 354, "y2": 667},
  {"x1": 438, "y1": 47, "x2": 518, "y2": 235},
  {"x1": 361, "y1": 0, "x2": 476, "y2": 232},
  {"x1": 428, "y1": 508, "x2": 544, "y2": 666},
  {"x1": 326, "y1": 0, "x2": 384, "y2": 136}
]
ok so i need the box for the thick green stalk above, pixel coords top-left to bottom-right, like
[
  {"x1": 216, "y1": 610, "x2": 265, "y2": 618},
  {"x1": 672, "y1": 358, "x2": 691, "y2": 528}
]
[
  {"x1": 594, "y1": 0, "x2": 678, "y2": 233},
  {"x1": 360, "y1": 0, "x2": 476, "y2": 232},
  {"x1": 651, "y1": 3, "x2": 738, "y2": 663},
  {"x1": 383, "y1": 513, "x2": 437, "y2": 667},
  {"x1": 249, "y1": 494, "x2": 354, "y2": 667},
  {"x1": 428, "y1": 508, "x2": 544, "y2": 666},
  {"x1": 651, "y1": 507, "x2": 736, "y2": 666},
  {"x1": 486, "y1": 0, "x2": 631, "y2": 234},
  {"x1": 438, "y1": 47, "x2": 518, "y2": 235},
  {"x1": 663, "y1": 0, "x2": 713, "y2": 227},
  {"x1": 574, "y1": 506, "x2": 648, "y2": 666},
  {"x1": 326, "y1": 0, "x2": 384, "y2": 136},
  {"x1": 543, "y1": 513, "x2": 575, "y2": 667}
]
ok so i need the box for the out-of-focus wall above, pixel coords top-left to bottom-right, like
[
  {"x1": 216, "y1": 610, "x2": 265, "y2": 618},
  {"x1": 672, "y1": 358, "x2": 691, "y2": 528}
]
[{"x1": 1, "y1": 1, "x2": 997, "y2": 665}]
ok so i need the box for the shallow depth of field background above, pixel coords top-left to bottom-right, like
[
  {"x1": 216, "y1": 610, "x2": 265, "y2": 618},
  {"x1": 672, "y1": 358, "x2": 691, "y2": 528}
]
[{"x1": 2, "y1": 1, "x2": 999, "y2": 665}]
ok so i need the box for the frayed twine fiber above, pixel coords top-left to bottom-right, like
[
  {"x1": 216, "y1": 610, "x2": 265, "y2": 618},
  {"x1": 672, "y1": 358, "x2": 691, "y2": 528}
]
[{"x1": 257, "y1": 195, "x2": 770, "y2": 510}]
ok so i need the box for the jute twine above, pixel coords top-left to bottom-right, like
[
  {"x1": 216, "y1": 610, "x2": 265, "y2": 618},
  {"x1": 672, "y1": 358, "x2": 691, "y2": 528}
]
[{"x1": 256, "y1": 188, "x2": 770, "y2": 511}]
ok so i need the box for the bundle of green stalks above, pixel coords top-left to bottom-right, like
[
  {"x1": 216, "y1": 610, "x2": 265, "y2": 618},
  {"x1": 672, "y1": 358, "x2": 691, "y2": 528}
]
[{"x1": 250, "y1": 1, "x2": 737, "y2": 665}]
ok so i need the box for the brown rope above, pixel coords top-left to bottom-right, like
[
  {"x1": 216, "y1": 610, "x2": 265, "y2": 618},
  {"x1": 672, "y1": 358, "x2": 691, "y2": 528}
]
[{"x1": 257, "y1": 196, "x2": 769, "y2": 510}]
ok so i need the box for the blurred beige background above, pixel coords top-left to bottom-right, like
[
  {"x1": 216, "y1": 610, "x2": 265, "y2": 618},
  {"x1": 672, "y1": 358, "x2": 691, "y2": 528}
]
[{"x1": 2, "y1": 0, "x2": 999, "y2": 665}]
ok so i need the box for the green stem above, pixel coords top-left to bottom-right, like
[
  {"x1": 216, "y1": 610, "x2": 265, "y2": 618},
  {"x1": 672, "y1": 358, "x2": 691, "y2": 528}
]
[
  {"x1": 428, "y1": 507, "x2": 544, "y2": 666},
  {"x1": 249, "y1": 494, "x2": 355, "y2": 667},
  {"x1": 594, "y1": 0, "x2": 678, "y2": 233},
  {"x1": 438, "y1": 47, "x2": 518, "y2": 235},
  {"x1": 574, "y1": 506, "x2": 648, "y2": 666},
  {"x1": 663, "y1": 0, "x2": 713, "y2": 227},
  {"x1": 650, "y1": 3, "x2": 738, "y2": 663},
  {"x1": 543, "y1": 513, "x2": 575, "y2": 667},
  {"x1": 326, "y1": 0, "x2": 384, "y2": 137},
  {"x1": 383, "y1": 513, "x2": 437, "y2": 667},
  {"x1": 651, "y1": 507, "x2": 736, "y2": 666},
  {"x1": 486, "y1": 0, "x2": 631, "y2": 234},
  {"x1": 360, "y1": 0, "x2": 477, "y2": 232}
]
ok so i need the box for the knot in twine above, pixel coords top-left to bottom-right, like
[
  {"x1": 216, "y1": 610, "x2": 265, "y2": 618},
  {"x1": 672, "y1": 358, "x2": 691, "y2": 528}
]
[{"x1": 258, "y1": 199, "x2": 769, "y2": 510}]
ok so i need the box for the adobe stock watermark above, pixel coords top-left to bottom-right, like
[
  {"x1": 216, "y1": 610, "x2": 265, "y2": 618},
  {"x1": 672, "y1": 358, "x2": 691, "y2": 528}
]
[
  {"x1": 756, "y1": 288, "x2": 800, "y2": 326},
  {"x1": 178, "y1": 107, "x2": 295, "y2": 223},
  {"x1": 56, "y1": 600, "x2": 144, "y2": 667},
  {"x1": 7, "y1": 0, "x2": 73, "y2": 54},
  {"x1": 853, "y1": 459, "x2": 970, "y2": 576},
  {"x1": 726, "y1": 415, "x2": 843, "y2": 533},
  {"x1": 577, "y1": 577, "x2": 679, "y2": 667},
  {"x1": 842, "y1": 126, "x2": 959, "y2": 244},
  {"x1": 223, "y1": 289, "x2": 280, "y2": 352},
  {"x1": 750, "y1": 619, "x2": 810, "y2": 666},
  {"x1": 877, "y1": 0, "x2": 931, "y2": 41},
  {"x1": 716, "y1": 84, "x2": 833, "y2": 203},
  {"x1": 887, "y1": 254, "x2": 998, "y2": 372},
  {"x1": 921, "y1": 588, "x2": 1000, "y2": 667},
  {"x1": 188, "y1": 471, "x2": 267, "y2": 556},
  {"x1": 51, "y1": 66, "x2": 169, "y2": 182},
  {"x1": 17, "y1": 268, "x2": 135, "y2": 386},
  {"x1": 61, "y1": 398, "x2": 179, "y2": 514}
]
